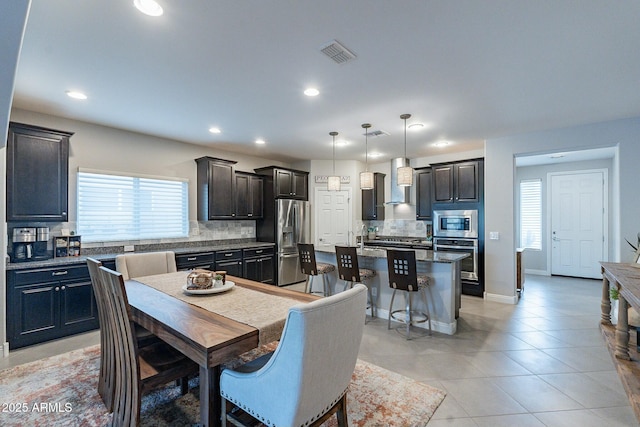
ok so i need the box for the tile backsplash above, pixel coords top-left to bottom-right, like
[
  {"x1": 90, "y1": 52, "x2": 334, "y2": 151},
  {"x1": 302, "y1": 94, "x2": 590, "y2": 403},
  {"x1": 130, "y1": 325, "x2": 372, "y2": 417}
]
[{"x1": 365, "y1": 219, "x2": 432, "y2": 239}]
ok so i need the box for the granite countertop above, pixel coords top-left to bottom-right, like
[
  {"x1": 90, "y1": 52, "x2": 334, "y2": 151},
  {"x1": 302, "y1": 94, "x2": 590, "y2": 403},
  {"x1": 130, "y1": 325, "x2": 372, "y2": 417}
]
[
  {"x1": 6, "y1": 241, "x2": 275, "y2": 271},
  {"x1": 316, "y1": 246, "x2": 469, "y2": 263}
]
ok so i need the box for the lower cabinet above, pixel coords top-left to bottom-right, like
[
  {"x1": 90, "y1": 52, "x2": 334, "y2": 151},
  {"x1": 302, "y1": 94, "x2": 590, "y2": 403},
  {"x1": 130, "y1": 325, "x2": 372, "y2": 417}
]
[
  {"x1": 175, "y1": 252, "x2": 215, "y2": 270},
  {"x1": 214, "y1": 249, "x2": 243, "y2": 277},
  {"x1": 243, "y1": 247, "x2": 275, "y2": 284},
  {"x1": 7, "y1": 263, "x2": 102, "y2": 349}
]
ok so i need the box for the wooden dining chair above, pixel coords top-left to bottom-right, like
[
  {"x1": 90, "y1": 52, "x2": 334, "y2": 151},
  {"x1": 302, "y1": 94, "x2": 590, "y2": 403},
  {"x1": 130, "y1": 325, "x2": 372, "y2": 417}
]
[
  {"x1": 98, "y1": 265, "x2": 197, "y2": 426},
  {"x1": 220, "y1": 284, "x2": 367, "y2": 427},
  {"x1": 335, "y1": 245, "x2": 376, "y2": 318}
]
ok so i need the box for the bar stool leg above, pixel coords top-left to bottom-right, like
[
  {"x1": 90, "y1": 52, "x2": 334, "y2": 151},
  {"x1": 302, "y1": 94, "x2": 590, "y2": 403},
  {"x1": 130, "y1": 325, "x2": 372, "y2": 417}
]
[
  {"x1": 388, "y1": 289, "x2": 397, "y2": 330},
  {"x1": 405, "y1": 292, "x2": 412, "y2": 339},
  {"x1": 421, "y1": 287, "x2": 432, "y2": 335}
]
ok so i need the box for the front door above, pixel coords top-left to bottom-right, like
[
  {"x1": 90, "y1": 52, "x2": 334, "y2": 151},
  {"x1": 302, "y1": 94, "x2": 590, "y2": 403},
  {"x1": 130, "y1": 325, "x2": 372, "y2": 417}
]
[
  {"x1": 550, "y1": 170, "x2": 606, "y2": 279},
  {"x1": 315, "y1": 189, "x2": 351, "y2": 249}
]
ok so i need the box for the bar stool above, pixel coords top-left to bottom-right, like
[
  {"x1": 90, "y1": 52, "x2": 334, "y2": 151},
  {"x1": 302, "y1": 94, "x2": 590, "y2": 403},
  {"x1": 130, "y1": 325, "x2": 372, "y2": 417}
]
[
  {"x1": 386, "y1": 249, "x2": 432, "y2": 339},
  {"x1": 298, "y1": 243, "x2": 335, "y2": 296},
  {"x1": 335, "y1": 245, "x2": 376, "y2": 318}
]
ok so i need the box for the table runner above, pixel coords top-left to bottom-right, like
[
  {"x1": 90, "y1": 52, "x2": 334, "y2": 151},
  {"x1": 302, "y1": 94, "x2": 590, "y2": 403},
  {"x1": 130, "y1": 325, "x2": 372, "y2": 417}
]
[{"x1": 132, "y1": 271, "x2": 302, "y2": 344}]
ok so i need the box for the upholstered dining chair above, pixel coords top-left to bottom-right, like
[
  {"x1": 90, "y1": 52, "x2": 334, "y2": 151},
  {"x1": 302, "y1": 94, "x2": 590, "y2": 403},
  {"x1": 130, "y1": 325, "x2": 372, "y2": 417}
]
[
  {"x1": 96, "y1": 265, "x2": 197, "y2": 426},
  {"x1": 386, "y1": 249, "x2": 433, "y2": 339},
  {"x1": 115, "y1": 250, "x2": 177, "y2": 281},
  {"x1": 298, "y1": 243, "x2": 335, "y2": 296},
  {"x1": 335, "y1": 245, "x2": 376, "y2": 318},
  {"x1": 220, "y1": 284, "x2": 368, "y2": 427}
]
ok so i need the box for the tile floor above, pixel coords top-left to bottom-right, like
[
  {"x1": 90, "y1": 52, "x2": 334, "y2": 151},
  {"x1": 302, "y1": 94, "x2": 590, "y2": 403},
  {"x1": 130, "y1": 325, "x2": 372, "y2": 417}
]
[{"x1": 1, "y1": 274, "x2": 638, "y2": 426}]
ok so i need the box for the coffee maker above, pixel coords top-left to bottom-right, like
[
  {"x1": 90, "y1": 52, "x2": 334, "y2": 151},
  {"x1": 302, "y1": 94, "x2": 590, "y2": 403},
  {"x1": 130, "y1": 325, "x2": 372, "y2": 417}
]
[
  {"x1": 34, "y1": 227, "x2": 50, "y2": 260},
  {"x1": 12, "y1": 227, "x2": 36, "y2": 262}
]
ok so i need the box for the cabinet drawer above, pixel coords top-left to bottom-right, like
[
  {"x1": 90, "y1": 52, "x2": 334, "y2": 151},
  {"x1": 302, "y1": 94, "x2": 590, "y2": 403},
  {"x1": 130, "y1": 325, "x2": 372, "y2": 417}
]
[
  {"x1": 243, "y1": 247, "x2": 274, "y2": 258},
  {"x1": 215, "y1": 249, "x2": 242, "y2": 261},
  {"x1": 12, "y1": 265, "x2": 88, "y2": 286},
  {"x1": 176, "y1": 252, "x2": 214, "y2": 265}
]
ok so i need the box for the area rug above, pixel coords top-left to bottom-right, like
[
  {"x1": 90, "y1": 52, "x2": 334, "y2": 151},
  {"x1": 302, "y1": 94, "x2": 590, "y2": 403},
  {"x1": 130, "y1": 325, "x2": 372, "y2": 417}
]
[{"x1": 0, "y1": 345, "x2": 445, "y2": 426}]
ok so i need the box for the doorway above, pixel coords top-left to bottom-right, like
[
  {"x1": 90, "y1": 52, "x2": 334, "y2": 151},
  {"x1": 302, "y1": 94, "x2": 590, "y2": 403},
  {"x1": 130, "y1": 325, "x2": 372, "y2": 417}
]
[
  {"x1": 549, "y1": 169, "x2": 607, "y2": 279},
  {"x1": 314, "y1": 188, "x2": 352, "y2": 249}
]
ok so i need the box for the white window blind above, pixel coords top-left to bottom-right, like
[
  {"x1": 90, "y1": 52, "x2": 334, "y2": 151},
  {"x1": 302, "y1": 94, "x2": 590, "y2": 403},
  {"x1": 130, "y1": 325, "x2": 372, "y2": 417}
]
[
  {"x1": 520, "y1": 179, "x2": 542, "y2": 250},
  {"x1": 77, "y1": 170, "x2": 188, "y2": 242}
]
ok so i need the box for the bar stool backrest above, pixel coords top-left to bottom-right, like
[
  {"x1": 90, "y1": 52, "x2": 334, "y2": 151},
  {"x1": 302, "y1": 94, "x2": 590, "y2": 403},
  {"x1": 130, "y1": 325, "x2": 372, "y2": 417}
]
[
  {"x1": 298, "y1": 243, "x2": 319, "y2": 276},
  {"x1": 335, "y1": 246, "x2": 361, "y2": 282},
  {"x1": 386, "y1": 249, "x2": 419, "y2": 292}
]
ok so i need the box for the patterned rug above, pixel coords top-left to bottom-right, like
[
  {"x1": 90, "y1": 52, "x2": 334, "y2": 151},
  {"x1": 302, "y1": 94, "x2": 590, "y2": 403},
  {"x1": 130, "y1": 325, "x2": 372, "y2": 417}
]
[{"x1": 0, "y1": 345, "x2": 446, "y2": 426}]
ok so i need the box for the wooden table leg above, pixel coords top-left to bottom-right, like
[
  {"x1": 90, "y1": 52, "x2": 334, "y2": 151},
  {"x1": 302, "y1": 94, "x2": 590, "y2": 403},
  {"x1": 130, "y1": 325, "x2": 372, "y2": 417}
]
[
  {"x1": 601, "y1": 269, "x2": 612, "y2": 324},
  {"x1": 200, "y1": 364, "x2": 222, "y2": 427},
  {"x1": 615, "y1": 294, "x2": 631, "y2": 360}
]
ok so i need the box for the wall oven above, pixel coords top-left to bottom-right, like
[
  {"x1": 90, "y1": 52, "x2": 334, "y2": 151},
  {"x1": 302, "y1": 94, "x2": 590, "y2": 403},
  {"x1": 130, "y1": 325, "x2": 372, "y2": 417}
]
[{"x1": 433, "y1": 237, "x2": 479, "y2": 281}]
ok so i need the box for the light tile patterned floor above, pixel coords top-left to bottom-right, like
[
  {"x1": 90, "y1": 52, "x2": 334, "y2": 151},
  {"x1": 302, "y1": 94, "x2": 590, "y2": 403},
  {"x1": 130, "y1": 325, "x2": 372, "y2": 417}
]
[{"x1": 2, "y1": 274, "x2": 638, "y2": 426}]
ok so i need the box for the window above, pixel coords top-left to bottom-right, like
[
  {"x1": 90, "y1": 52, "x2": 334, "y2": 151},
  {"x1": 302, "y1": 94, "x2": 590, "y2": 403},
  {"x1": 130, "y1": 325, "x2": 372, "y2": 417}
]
[
  {"x1": 519, "y1": 179, "x2": 542, "y2": 250},
  {"x1": 77, "y1": 169, "x2": 188, "y2": 242}
]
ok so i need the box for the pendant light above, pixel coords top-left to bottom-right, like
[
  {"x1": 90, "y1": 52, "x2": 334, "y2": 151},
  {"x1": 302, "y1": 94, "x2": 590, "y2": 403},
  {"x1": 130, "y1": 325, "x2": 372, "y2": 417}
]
[
  {"x1": 360, "y1": 123, "x2": 374, "y2": 190},
  {"x1": 397, "y1": 113, "x2": 413, "y2": 187},
  {"x1": 327, "y1": 131, "x2": 341, "y2": 191}
]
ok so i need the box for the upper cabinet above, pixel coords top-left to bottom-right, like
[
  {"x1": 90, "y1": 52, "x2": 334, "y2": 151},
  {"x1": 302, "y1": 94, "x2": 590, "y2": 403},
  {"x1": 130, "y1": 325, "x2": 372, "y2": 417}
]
[
  {"x1": 6, "y1": 122, "x2": 72, "y2": 222},
  {"x1": 362, "y1": 173, "x2": 385, "y2": 220},
  {"x1": 415, "y1": 167, "x2": 433, "y2": 220},
  {"x1": 433, "y1": 159, "x2": 483, "y2": 204},
  {"x1": 235, "y1": 172, "x2": 264, "y2": 219},
  {"x1": 254, "y1": 166, "x2": 309, "y2": 200},
  {"x1": 196, "y1": 157, "x2": 237, "y2": 220}
]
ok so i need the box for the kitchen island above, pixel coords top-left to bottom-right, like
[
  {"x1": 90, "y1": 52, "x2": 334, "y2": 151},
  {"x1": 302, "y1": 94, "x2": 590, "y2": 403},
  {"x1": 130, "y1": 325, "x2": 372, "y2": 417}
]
[{"x1": 315, "y1": 246, "x2": 468, "y2": 335}]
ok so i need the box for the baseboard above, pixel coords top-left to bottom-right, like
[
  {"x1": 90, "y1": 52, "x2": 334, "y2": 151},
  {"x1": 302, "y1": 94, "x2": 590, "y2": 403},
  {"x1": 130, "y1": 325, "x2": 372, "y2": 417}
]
[
  {"x1": 484, "y1": 292, "x2": 518, "y2": 305},
  {"x1": 2, "y1": 342, "x2": 8, "y2": 358},
  {"x1": 525, "y1": 269, "x2": 549, "y2": 276},
  {"x1": 374, "y1": 308, "x2": 457, "y2": 335}
]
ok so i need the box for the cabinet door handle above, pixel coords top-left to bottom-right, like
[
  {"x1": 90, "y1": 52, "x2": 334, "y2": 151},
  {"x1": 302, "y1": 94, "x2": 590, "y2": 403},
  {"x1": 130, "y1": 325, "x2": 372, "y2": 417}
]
[
  {"x1": 225, "y1": 253, "x2": 233, "y2": 257},
  {"x1": 255, "y1": 250, "x2": 263, "y2": 254},
  {"x1": 55, "y1": 287, "x2": 60, "y2": 291},
  {"x1": 187, "y1": 257, "x2": 197, "y2": 261},
  {"x1": 61, "y1": 286, "x2": 66, "y2": 290},
  {"x1": 52, "y1": 271, "x2": 68, "y2": 276}
]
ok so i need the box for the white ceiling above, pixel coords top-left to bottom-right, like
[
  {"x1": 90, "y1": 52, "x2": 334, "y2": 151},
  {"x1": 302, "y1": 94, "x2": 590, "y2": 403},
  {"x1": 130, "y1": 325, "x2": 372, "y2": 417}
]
[{"x1": 12, "y1": 1, "x2": 640, "y2": 163}]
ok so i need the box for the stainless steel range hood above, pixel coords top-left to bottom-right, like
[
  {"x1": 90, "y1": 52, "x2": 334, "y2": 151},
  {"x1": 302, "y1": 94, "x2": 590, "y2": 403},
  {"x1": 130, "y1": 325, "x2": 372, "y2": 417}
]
[{"x1": 387, "y1": 157, "x2": 411, "y2": 205}]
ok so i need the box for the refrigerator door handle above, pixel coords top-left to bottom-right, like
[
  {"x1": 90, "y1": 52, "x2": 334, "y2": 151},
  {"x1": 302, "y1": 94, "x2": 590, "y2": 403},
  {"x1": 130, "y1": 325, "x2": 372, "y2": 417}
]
[{"x1": 280, "y1": 253, "x2": 299, "y2": 258}]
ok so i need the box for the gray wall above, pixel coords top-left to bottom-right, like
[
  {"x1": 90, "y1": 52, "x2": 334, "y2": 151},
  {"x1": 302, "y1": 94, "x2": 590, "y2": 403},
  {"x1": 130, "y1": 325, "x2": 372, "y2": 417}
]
[
  {"x1": 515, "y1": 158, "x2": 614, "y2": 274},
  {"x1": 485, "y1": 117, "x2": 640, "y2": 302}
]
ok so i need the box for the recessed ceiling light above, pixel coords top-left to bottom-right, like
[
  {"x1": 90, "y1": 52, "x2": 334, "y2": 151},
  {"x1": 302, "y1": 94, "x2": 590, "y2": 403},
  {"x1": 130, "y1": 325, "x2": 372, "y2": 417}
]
[
  {"x1": 433, "y1": 140, "x2": 450, "y2": 147},
  {"x1": 369, "y1": 152, "x2": 383, "y2": 158},
  {"x1": 134, "y1": 0, "x2": 163, "y2": 17},
  {"x1": 549, "y1": 153, "x2": 565, "y2": 159},
  {"x1": 303, "y1": 88, "x2": 319, "y2": 97},
  {"x1": 66, "y1": 90, "x2": 87, "y2": 100},
  {"x1": 255, "y1": 139, "x2": 266, "y2": 145},
  {"x1": 335, "y1": 139, "x2": 349, "y2": 147},
  {"x1": 408, "y1": 123, "x2": 424, "y2": 130},
  {"x1": 208, "y1": 127, "x2": 221, "y2": 134}
]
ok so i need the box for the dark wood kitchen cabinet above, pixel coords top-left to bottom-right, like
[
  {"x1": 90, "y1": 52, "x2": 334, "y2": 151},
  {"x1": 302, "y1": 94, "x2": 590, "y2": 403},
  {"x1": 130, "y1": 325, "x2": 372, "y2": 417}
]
[
  {"x1": 6, "y1": 122, "x2": 72, "y2": 222},
  {"x1": 6, "y1": 263, "x2": 104, "y2": 349},
  {"x1": 196, "y1": 157, "x2": 237, "y2": 220},
  {"x1": 243, "y1": 247, "x2": 275, "y2": 284},
  {"x1": 214, "y1": 249, "x2": 243, "y2": 277},
  {"x1": 433, "y1": 160, "x2": 482, "y2": 204},
  {"x1": 235, "y1": 172, "x2": 264, "y2": 219},
  {"x1": 362, "y1": 173, "x2": 385, "y2": 220},
  {"x1": 415, "y1": 167, "x2": 433, "y2": 220},
  {"x1": 254, "y1": 166, "x2": 309, "y2": 200}
]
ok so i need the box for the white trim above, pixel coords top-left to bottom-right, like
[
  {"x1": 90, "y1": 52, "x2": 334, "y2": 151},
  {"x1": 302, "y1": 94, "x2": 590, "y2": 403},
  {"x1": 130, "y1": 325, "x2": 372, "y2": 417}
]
[
  {"x1": 484, "y1": 291, "x2": 518, "y2": 304},
  {"x1": 77, "y1": 167, "x2": 189, "y2": 183},
  {"x1": 2, "y1": 342, "x2": 9, "y2": 358},
  {"x1": 525, "y1": 268, "x2": 549, "y2": 276}
]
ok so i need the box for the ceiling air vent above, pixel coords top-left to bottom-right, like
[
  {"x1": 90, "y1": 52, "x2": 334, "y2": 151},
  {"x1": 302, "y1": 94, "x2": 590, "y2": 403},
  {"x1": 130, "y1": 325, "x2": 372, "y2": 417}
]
[{"x1": 320, "y1": 40, "x2": 357, "y2": 64}]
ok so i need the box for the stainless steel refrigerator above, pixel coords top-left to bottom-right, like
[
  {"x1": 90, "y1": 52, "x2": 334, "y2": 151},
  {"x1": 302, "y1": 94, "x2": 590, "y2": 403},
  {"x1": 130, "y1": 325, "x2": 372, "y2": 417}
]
[{"x1": 258, "y1": 199, "x2": 311, "y2": 286}]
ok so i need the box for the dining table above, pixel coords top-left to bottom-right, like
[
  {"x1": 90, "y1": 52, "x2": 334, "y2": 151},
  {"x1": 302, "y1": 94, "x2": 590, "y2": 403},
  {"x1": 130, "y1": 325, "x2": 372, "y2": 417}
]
[{"x1": 124, "y1": 271, "x2": 318, "y2": 427}]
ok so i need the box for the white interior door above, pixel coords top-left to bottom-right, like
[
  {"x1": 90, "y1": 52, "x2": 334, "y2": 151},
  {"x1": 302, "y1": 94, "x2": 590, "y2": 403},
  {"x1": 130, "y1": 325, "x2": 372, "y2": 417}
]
[
  {"x1": 550, "y1": 170, "x2": 605, "y2": 279},
  {"x1": 315, "y1": 189, "x2": 351, "y2": 249}
]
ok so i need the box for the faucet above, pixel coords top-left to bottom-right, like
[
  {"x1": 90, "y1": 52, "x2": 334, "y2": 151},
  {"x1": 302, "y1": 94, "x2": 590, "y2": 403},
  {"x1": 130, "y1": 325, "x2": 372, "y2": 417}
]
[{"x1": 360, "y1": 224, "x2": 366, "y2": 250}]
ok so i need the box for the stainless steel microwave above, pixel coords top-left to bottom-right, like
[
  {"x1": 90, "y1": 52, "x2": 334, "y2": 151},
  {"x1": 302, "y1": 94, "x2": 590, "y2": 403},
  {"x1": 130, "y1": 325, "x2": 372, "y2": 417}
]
[{"x1": 433, "y1": 209, "x2": 478, "y2": 238}]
